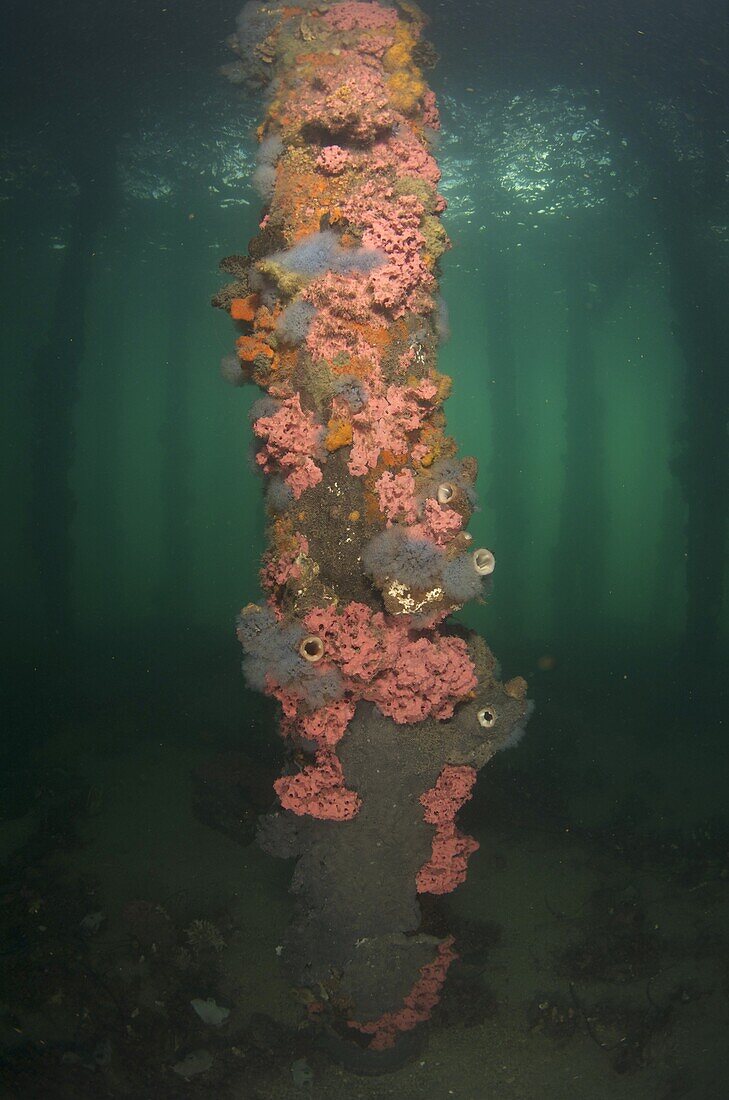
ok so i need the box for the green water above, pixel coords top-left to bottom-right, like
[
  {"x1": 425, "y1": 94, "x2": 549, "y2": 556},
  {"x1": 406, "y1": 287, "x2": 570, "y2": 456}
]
[{"x1": 1, "y1": 0, "x2": 727, "y2": 1096}]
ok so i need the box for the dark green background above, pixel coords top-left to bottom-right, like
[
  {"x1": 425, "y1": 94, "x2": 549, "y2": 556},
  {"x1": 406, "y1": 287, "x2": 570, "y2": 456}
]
[{"x1": 2, "y1": 0, "x2": 727, "y2": 833}]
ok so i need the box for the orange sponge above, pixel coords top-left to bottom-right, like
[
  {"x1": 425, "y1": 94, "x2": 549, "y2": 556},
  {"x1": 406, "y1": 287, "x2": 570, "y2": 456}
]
[
  {"x1": 230, "y1": 295, "x2": 259, "y2": 322},
  {"x1": 236, "y1": 335, "x2": 274, "y2": 362}
]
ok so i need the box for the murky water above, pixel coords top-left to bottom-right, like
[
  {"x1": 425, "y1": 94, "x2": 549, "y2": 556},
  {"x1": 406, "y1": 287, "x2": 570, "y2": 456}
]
[{"x1": 1, "y1": 1, "x2": 727, "y2": 1096}]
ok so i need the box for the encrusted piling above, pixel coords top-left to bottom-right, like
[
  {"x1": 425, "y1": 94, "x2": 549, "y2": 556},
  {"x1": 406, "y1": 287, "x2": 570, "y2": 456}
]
[{"x1": 215, "y1": 0, "x2": 531, "y2": 1071}]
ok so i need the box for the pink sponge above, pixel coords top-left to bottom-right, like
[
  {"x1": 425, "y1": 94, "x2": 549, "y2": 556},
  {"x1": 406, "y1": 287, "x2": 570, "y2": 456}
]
[
  {"x1": 370, "y1": 128, "x2": 441, "y2": 186},
  {"x1": 303, "y1": 603, "x2": 476, "y2": 724},
  {"x1": 417, "y1": 765, "x2": 479, "y2": 894},
  {"x1": 280, "y1": 700, "x2": 356, "y2": 750},
  {"x1": 304, "y1": 270, "x2": 385, "y2": 369},
  {"x1": 420, "y1": 764, "x2": 477, "y2": 824},
  {"x1": 316, "y1": 145, "x2": 350, "y2": 175},
  {"x1": 304, "y1": 602, "x2": 403, "y2": 682},
  {"x1": 348, "y1": 381, "x2": 437, "y2": 476},
  {"x1": 422, "y1": 89, "x2": 441, "y2": 130},
  {"x1": 342, "y1": 180, "x2": 435, "y2": 317},
  {"x1": 419, "y1": 497, "x2": 465, "y2": 544},
  {"x1": 322, "y1": 2, "x2": 398, "y2": 32},
  {"x1": 299, "y1": 700, "x2": 356, "y2": 748},
  {"x1": 364, "y1": 635, "x2": 477, "y2": 723},
  {"x1": 295, "y1": 53, "x2": 395, "y2": 142},
  {"x1": 261, "y1": 532, "x2": 309, "y2": 591},
  {"x1": 348, "y1": 936, "x2": 458, "y2": 1049},
  {"x1": 274, "y1": 749, "x2": 361, "y2": 820},
  {"x1": 374, "y1": 469, "x2": 418, "y2": 524},
  {"x1": 253, "y1": 394, "x2": 324, "y2": 498},
  {"x1": 416, "y1": 823, "x2": 479, "y2": 894}
]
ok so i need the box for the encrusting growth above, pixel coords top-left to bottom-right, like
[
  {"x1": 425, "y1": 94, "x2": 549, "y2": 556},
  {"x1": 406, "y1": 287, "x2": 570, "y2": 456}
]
[{"x1": 214, "y1": 0, "x2": 532, "y2": 1069}]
